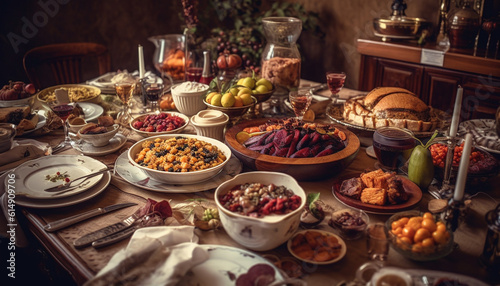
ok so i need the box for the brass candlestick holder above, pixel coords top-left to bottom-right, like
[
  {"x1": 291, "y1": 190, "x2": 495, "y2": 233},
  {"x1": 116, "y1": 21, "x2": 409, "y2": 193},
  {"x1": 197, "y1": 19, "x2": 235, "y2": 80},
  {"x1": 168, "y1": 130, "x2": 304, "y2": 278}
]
[{"x1": 437, "y1": 0, "x2": 451, "y2": 48}]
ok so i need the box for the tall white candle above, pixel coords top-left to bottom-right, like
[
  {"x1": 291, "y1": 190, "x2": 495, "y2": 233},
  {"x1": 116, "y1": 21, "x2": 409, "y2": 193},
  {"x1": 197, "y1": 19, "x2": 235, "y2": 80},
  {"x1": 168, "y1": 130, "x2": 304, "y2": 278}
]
[
  {"x1": 449, "y1": 86, "x2": 463, "y2": 137},
  {"x1": 138, "y1": 45, "x2": 145, "y2": 79},
  {"x1": 453, "y1": 133, "x2": 472, "y2": 201}
]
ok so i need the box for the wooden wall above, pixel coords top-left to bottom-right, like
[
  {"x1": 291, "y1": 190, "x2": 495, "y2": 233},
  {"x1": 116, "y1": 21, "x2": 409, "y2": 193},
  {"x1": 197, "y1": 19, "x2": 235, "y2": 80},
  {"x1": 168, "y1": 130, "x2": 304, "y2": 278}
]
[{"x1": 0, "y1": 0, "x2": 440, "y2": 90}]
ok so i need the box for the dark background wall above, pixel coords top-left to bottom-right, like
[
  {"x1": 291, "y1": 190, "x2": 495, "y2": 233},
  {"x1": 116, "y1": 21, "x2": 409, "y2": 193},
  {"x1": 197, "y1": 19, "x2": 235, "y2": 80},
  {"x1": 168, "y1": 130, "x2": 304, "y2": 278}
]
[{"x1": 1, "y1": 0, "x2": 443, "y2": 90}]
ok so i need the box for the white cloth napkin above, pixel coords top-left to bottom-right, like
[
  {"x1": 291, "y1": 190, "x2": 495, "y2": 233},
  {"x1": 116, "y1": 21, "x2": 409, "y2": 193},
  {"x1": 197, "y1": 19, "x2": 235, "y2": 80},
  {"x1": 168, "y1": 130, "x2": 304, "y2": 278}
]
[
  {"x1": 0, "y1": 139, "x2": 49, "y2": 172},
  {"x1": 85, "y1": 226, "x2": 209, "y2": 286}
]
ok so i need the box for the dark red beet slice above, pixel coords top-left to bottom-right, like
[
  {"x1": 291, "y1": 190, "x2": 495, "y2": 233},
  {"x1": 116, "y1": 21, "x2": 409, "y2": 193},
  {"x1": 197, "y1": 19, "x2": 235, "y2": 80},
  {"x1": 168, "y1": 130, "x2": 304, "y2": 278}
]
[
  {"x1": 290, "y1": 147, "x2": 310, "y2": 158},
  {"x1": 286, "y1": 129, "x2": 301, "y2": 157},
  {"x1": 296, "y1": 133, "x2": 310, "y2": 150}
]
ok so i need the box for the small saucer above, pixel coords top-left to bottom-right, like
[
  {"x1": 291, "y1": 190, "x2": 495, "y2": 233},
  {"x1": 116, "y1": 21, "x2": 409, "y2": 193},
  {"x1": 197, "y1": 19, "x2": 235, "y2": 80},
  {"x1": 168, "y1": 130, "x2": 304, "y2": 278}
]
[{"x1": 71, "y1": 133, "x2": 127, "y2": 156}]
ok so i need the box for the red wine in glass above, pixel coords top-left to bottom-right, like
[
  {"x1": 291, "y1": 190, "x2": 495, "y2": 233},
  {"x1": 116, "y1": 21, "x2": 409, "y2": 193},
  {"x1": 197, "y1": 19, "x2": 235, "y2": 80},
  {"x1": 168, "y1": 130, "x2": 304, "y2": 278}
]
[
  {"x1": 51, "y1": 104, "x2": 74, "y2": 121},
  {"x1": 186, "y1": 67, "x2": 202, "y2": 82},
  {"x1": 146, "y1": 86, "x2": 163, "y2": 101},
  {"x1": 373, "y1": 127, "x2": 416, "y2": 170},
  {"x1": 326, "y1": 72, "x2": 346, "y2": 95}
]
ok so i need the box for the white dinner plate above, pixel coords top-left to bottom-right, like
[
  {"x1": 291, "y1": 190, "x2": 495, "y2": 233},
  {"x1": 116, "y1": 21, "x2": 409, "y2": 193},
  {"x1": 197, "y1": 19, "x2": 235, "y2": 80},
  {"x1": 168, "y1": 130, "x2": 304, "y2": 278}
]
[
  {"x1": 6, "y1": 170, "x2": 111, "y2": 208},
  {"x1": 11, "y1": 155, "x2": 106, "y2": 199},
  {"x1": 78, "y1": 102, "x2": 104, "y2": 122},
  {"x1": 114, "y1": 151, "x2": 242, "y2": 193},
  {"x1": 18, "y1": 114, "x2": 46, "y2": 136},
  {"x1": 72, "y1": 133, "x2": 127, "y2": 156},
  {"x1": 459, "y1": 119, "x2": 500, "y2": 154},
  {"x1": 178, "y1": 245, "x2": 285, "y2": 286},
  {"x1": 405, "y1": 269, "x2": 489, "y2": 286}
]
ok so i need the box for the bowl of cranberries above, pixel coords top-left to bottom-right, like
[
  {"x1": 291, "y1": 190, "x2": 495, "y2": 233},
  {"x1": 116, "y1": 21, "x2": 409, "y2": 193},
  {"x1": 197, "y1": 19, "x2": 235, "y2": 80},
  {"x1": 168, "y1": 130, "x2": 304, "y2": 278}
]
[
  {"x1": 130, "y1": 112, "x2": 189, "y2": 137},
  {"x1": 429, "y1": 139, "x2": 499, "y2": 187}
]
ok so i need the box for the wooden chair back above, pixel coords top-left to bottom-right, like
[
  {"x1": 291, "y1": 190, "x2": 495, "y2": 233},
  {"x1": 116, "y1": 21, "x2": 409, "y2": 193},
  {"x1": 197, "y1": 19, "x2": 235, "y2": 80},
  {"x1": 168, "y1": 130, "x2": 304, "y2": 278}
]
[{"x1": 23, "y1": 42, "x2": 111, "y2": 90}]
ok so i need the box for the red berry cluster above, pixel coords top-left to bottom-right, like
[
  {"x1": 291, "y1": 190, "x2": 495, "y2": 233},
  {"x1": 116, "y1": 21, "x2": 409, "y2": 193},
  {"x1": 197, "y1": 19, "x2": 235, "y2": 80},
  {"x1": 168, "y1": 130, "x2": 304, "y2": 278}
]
[
  {"x1": 429, "y1": 143, "x2": 485, "y2": 168},
  {"x1": 132, "y1": 113, "x2": 186, "y2": 133}
]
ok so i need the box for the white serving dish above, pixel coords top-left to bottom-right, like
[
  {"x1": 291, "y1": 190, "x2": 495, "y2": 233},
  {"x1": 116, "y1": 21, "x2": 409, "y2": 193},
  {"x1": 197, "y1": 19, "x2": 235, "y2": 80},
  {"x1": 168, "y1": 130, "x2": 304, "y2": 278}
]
[
  {"x1": 127, "y1": 134, "x2": 231, "y2": 184},
  {"x1": 214, "y1": 171, "x2": 307, "y2": 251}
]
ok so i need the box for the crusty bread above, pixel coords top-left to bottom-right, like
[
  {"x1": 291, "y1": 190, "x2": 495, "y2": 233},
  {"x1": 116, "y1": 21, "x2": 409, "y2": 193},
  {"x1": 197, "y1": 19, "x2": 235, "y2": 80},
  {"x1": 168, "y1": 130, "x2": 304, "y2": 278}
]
[
  {"x1": 363, "y1": 87, "x2": 415, "y2": 108},
  {"x1": 342, "y1": 87, "x2": 438, "y2": 132},
  {"x1": 373, "y1": 93, "x2": 430, "y2": 121}
]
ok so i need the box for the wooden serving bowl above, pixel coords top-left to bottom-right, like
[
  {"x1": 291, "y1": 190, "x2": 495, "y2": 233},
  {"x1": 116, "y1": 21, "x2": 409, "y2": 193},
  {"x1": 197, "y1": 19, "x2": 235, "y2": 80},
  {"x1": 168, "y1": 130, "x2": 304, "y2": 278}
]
[{"x1": 224, "y1": 118, "x2": 360, "y2": 181}]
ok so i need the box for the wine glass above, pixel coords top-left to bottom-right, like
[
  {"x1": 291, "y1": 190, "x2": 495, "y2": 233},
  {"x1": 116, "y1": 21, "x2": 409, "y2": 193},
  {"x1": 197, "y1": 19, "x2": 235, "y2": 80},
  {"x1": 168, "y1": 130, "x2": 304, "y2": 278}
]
[
  {"x1": 47, "y1": 99, "x2": 75, "y2": 147},
  {"x1": 143, "y1": 82, "x2": 164, "y2": 113},
  {"x1": 115, "y1": 82, "x2": 135, "y2": 125},
  {"x1": 289, "y1": 89, "x2": 312, "y2": 120},
  {"x1": 326, "y1": 71, "x2": 346, "y2": 100}
]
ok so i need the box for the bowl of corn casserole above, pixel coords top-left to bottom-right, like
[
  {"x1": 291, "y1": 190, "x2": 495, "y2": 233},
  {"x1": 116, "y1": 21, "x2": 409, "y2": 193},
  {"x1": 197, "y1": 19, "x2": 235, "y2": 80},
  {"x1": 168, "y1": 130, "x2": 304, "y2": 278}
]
[{"x1": 127, "y1": 134, "x2": 232, "y2": 184}]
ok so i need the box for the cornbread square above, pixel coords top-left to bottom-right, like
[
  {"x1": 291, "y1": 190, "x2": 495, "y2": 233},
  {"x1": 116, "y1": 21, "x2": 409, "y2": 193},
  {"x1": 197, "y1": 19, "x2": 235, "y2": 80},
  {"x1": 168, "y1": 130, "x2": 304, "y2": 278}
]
[
  {"x1": 373, "y1": 172, "x2": 392, "y2": 189},
  {"x1": 360, "y1": 188, "x2": 387, "y2": 205},
  {"x1": 360, "y1": 169, "x2": 385, "y2": 188}
]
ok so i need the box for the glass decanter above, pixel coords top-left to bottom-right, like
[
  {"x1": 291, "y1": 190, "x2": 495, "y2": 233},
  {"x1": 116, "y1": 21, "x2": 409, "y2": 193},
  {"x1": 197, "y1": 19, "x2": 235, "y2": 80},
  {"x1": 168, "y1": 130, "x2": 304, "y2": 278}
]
[{"x1": 261, "y1": 17, "x2": 302, "y2": 116}]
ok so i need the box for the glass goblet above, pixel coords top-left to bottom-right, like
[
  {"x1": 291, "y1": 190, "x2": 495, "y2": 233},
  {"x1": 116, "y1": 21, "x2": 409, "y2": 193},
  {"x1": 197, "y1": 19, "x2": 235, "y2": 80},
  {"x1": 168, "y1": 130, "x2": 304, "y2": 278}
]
[
  {"x1": 115, "y1": 82, "x2": 135, "y2": 125},
  {"x1": 326, "y1": 71, "x2": 346, "y2": 100},
  {"x1": 289, "y1": 89, "x2": 313, "y2": 121},
  {"x1": 47, "y1": 100, "x2": 75, "y2": 147},
  {"x1": 143, "y1": 82, "x2": 164, "y2": 114}
]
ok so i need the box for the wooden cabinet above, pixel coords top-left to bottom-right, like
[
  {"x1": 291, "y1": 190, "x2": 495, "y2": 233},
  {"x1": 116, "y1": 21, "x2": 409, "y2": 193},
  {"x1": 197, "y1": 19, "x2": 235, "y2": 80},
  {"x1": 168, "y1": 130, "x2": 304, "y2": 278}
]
[{"x1": 357, "y1": 39, "x2": 500, "y2": 120}]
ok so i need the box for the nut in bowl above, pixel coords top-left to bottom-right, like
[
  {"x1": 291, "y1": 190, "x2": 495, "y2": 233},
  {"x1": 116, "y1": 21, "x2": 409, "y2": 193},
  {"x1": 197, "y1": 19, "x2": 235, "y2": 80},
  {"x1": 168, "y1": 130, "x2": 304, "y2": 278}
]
[
  {"x1": 127, "y1": 134, "x2": 231, "y2": 185},
  {"x1": 288, "y1": 229, "x2": 346, "y2": 264},
  {"x1": 214, "y1": 171, "x2": 306, "y2": 251},
  {"x1": 386, "y1": 210, "x2": 454, "y2": 261},
  {"x1": 130, "y1": 112, "x2": 189, "y2": 137},
  {"x1": 77, "y1": 123, "x2": 119, "y2": 147}
]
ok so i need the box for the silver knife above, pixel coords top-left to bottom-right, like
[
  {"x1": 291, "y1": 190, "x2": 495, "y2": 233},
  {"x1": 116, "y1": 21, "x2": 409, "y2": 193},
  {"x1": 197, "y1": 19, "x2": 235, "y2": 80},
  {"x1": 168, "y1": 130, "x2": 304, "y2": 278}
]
[
  {"x1": 44, "y1": 167, "x2": 110, "y2": 192},
  {"x1": 43, "y1": 203, "x2": 137, "y2": 232},
  {"x1": 73, "y1": 212, "x2": 141, "y2": 248},
  {"x1": 92, "y1": 224, "x2": 141, "y2": 248}
]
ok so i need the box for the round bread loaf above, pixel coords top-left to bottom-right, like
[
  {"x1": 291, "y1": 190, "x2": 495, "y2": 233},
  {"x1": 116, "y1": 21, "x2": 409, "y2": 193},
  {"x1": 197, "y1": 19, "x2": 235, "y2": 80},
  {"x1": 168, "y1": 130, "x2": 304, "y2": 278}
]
[
  {"x1": 373, "y1": 93, "x2": 430, "y2": 121},
  {"x1": 363, "y1": 87, "x2": 414, "y2": 108}
]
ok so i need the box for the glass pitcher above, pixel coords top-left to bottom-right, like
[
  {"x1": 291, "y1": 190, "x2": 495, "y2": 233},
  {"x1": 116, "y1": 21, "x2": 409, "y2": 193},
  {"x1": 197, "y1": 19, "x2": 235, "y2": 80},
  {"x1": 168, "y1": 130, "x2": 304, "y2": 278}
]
[
  {"x1": 148, "y1": 34, "x2": 185, "y2": 83},
  {"x1": 261, "y1": 17, "x2": 302, "y2": 93}
]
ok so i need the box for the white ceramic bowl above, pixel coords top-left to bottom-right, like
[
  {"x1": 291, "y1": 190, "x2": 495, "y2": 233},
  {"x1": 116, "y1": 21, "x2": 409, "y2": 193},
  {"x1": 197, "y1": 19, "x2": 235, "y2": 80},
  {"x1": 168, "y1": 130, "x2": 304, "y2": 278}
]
[
  {"x1": 127, "y1": 134, "x2": 231, "y2": 184},
  {"x1": 214, "y1": 171, "x2": 307, "y2": 251},
  {"x1": 0, "y1": 94, "x2": 36, "y2": 108},
  {"x1": 190, "y1": 110, "x2": 229, "y2": 141},
  {"x1": 68, "y1": 118, "x2": 88, "y2": 133},
  {"x1": 130, "y1": 112, "x2": 189, "y2": 137},
  {"x1": 77, "y1": 123, "x2": 119, "y2": 147},
  {"x1": 0, "y1": 123, "x2": 16, "y2": 153},
  {"x1": 170, "y1": 82, "x2": 209, "y2": 116}
]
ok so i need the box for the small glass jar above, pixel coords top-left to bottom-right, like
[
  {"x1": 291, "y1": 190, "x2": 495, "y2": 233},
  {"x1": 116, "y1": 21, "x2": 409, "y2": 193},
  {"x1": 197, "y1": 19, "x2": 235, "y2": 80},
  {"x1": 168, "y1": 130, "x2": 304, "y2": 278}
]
[{"x1": 261, "y1": 17, "x2": 302, "y2": 93}]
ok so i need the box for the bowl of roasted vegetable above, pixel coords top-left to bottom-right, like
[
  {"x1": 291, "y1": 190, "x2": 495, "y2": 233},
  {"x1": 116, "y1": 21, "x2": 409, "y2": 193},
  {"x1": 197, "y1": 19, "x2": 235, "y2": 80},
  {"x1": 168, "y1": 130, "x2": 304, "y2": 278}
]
[{"x1": 224, "y1": 118, "x2": 360, "y2": 181}]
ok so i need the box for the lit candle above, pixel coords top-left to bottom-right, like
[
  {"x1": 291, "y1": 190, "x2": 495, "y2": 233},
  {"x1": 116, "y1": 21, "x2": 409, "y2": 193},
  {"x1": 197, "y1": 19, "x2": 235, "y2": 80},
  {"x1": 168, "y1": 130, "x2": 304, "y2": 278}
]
[
  {"x1": 138, "y1": 44, "x2": 145, "y2": 79},
  {"x1": 449, "y1": 86, "x2": 463, "y2": 137},
  {"x1": 453, "y1": 133, "x2": 472, "y2": 201}
]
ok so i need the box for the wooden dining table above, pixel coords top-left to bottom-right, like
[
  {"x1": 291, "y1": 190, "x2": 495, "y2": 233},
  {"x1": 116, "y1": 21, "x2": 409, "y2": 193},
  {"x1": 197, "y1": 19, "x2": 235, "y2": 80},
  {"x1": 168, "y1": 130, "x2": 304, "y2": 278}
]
[{"x1": 5, "y1": 85, "x2": 500, "y2": 286}]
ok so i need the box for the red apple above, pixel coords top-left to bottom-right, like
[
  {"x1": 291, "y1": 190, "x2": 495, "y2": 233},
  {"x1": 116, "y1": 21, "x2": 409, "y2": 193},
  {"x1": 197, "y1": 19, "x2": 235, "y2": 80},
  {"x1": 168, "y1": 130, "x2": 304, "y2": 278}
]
[{"x1": 24, "y1": 83, "x2": 36, "y2": 95}]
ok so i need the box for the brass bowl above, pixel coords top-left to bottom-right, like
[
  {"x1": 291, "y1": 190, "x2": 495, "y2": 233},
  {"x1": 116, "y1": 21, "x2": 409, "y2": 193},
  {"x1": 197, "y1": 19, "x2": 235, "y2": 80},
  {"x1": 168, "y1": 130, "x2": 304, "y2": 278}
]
[
  {"x1": 203, "y1": 96, "x2": 257, "y2": 119},
  {"x1": 37, "y1": 84, "x2": 101, "y2": 104},
  {"x1": 373, "y1": 16, "x2": 429, "y2": 39},
  {"x1": 252, "y1": 88, "x2": 275, "y2": 103}
]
